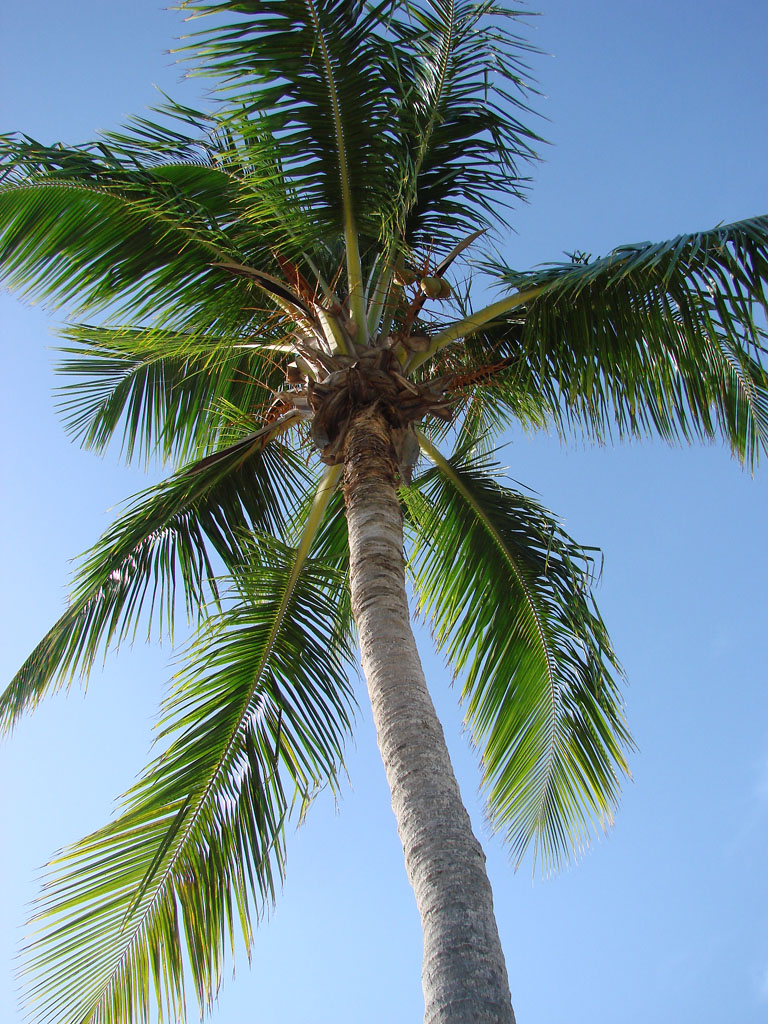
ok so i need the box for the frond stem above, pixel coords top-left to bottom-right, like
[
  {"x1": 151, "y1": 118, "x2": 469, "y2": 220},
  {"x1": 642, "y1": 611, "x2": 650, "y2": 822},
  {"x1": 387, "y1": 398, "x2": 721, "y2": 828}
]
[
  {"x1": 406, "y1": 287, "x2": 543, "y2": 372},
  {"x1": 303, "y1": 0, "x2": 367, "y2": 338}
]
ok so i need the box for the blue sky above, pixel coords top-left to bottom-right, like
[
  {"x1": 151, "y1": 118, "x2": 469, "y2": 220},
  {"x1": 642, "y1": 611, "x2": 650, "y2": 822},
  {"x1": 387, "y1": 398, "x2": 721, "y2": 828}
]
[{"x1": 1, "y1": 2, "x2": 767, "y2": 1022}]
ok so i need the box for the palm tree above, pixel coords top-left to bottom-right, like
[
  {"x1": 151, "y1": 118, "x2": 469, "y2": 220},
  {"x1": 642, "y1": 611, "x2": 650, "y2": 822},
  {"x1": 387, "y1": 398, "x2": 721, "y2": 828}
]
[{"x1": 1, "y1": 1, "x2": 767, "y2": 1021}]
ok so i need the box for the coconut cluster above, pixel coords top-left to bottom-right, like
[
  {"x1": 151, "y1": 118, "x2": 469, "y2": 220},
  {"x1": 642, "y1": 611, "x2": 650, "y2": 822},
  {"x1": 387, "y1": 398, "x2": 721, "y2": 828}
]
[{"x1": 393, "y1": 258, "x2": 453, "y2": 301}]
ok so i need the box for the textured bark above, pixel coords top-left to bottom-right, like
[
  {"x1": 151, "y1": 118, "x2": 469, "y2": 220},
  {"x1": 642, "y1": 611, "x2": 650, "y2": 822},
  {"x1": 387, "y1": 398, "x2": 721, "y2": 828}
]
[{"x1": 343, "y1": 404, "x2": 515, "y2": 1024}]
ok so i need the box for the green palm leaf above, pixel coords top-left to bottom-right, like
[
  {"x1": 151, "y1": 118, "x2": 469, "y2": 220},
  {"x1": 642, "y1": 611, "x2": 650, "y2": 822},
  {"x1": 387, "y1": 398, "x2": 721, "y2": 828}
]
[
  {"x1": 179, "y1": 0, "x2": 401, "y2": 321},
  {"x1": 406, "y1": 435, "x2": 632, "y2": 872},
  {"x1": 0, "y1": 126, "x2": 304, "y2": 330},
  {"x1": 101, "y1": 102, "x2": 343, "y2": 281},
  {"x1": 2, "y1": 103, "x2": 332, "y2": 274},
  {"x1": 20, "y1": 536, "x2": 355, "y2": 1024},
  {"x1": 388, "y1": 0, "x2": 541, "y2": 246},
  {"x1": 54, "y1": 323, "x2": 288, "y2": 464},
  {"x1": 0, "y1": 175, "x2": 243, "y2": 325},
  {"x1": 179, "y1": 0, "x2": 393, "y2": 225},
  {"x1": 1, "y1": 443, "x2": 310, "y2": 732},
  {"x1": 425, "y1": 324, "x2": 551, "y2": 447},
  {"x1": 473, "y1": 216, "x2": 768, "y2": 463}
]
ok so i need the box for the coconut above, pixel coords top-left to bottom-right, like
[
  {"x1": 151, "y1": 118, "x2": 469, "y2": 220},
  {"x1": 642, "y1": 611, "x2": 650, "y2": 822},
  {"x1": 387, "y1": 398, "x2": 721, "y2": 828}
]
[
  {"x1": 394, "y1": 266, "x2": 418, "y2": 286},
  {"x1": 419, "y1": 276, "x2": 443, "y2": 298},
  {"x1": 393, "y1": 255, "x2": 418, "y2": 286}
]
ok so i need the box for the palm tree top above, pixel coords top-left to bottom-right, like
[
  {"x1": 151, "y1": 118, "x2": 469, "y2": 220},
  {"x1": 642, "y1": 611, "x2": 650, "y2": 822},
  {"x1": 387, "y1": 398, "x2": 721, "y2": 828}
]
[{"x1": 2, "y1": 3, "x2": 768, "y2": 1023}]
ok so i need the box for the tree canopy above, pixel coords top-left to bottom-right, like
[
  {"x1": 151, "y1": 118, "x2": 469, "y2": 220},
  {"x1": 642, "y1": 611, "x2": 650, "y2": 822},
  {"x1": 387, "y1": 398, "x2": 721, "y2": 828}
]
[{"x1": 2, "y1": 2, "x2": 767, "y2": 1022}]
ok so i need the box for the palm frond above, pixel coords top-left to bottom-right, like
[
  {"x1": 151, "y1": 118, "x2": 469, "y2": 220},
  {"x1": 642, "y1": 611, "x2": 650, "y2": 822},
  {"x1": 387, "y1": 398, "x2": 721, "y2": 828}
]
[
  {"x1": 0, "y1": 129, "x2": 293, "y2": 329},
  {"x1": 423, "y1": 324, "x2": 551, "y2": 447},
  {"x1": 178, "y1": 0, "x2": 541, "y2": 265},
  {"x1": 0, "y1": 180, "x2": 234, "y2": 328},
  {"x1": 0, "y1": 444, "x2": 310, "y2": 732},
  {"x1": 387, "y1": 0, "x2": 541, "y2": 247},
  {"x1": 54, "y1": 323, "x2": 288, "y2": 465},
  {"x1": 100, "y1": 98, "x2": 363, "y2": 283},
  {"x1": 178, "y1": 0, "x2": 397, "y2": 307},
  {"x1": 20, "y1": 537, "x2": 355, "y2": 1024},
  {"x1": 405, "y1": 435, "x2": 632, "y2": 873},
  {"x1": 481, "y1": 215, "x2": 768, "y2": 464},
  {"x1": 88, "y1": 99, "x2": 340, "y2": 273}
]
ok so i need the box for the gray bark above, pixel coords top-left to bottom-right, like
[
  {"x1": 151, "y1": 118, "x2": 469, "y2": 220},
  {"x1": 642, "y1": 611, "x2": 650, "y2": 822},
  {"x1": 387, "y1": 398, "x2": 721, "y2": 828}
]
[{"x1": 342, "y1": 405, "x2": 515, "y2": 1024}]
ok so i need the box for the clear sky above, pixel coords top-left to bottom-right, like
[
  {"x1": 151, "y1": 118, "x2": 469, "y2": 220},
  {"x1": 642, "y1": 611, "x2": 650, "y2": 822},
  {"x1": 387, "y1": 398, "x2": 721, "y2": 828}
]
[{"x1": 1, "y1": 2, "x2": 767, "y2": 1023}]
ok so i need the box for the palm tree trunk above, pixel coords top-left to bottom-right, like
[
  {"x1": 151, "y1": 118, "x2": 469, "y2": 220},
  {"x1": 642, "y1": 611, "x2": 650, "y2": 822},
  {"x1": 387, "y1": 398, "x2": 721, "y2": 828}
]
[{"x1": 342, "y1": 404, "x2": 515, "y2": 1024}]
